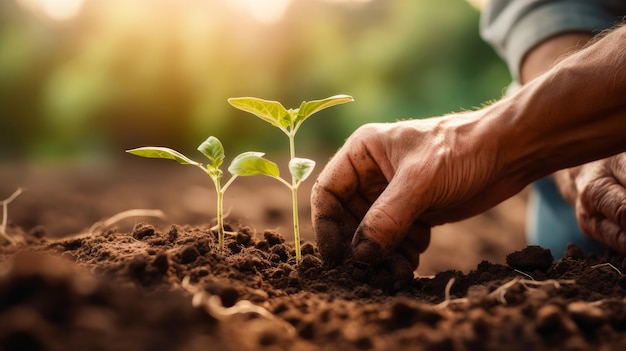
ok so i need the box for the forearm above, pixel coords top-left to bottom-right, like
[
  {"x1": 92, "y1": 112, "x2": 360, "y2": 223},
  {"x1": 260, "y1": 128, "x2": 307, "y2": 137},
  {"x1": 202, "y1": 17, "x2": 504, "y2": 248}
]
[
  {"x1": 520, "y1": 32, "x2": 592, "y2": 204},
  {"x1": 488, "y1": 24, "x2": 626, "y2": 186},
  {"x1": 520, "y1": 32, "x2": 592, "y2": 84}
]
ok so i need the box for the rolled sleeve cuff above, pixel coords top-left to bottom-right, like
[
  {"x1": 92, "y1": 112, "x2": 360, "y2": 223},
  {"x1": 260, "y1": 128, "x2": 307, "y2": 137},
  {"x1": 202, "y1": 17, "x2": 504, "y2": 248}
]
[{"x1": 482, "y1": 1, "x2": 624, "y2": 83}]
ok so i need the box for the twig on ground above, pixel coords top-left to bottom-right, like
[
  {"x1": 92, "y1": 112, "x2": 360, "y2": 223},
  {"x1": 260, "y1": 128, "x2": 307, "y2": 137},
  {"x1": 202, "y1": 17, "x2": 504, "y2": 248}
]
[
  {"x1": 444, "y1": 277, "x2": 455, "y2": 301},
  {"x1": 489, "y1": 278, "x2": 519, "y2": 304},
  {"x1": 513, "y1": 269, "x2": 535, "y2": 280},
  {"x1": 0, "y1": 187, "x2": 25, "y2": 245},
  {"x1": 434, "y1": 274, "x2": 577, "y2": 309},
  {"x1": 181, "y1": 276, "x2": 295, "y2": 335},
  {"x1": 435, "y1": 277, "x2": 469, "y2": 309},
  {"x1": 591, "y1": 262, "x2": 623, "y2": 276},
  {"x1": 87, "y1": 209, "x2": 167, "y2": 235},
  {"x1": 489, "y1": 278, "x2": 576, "y2": 304}
]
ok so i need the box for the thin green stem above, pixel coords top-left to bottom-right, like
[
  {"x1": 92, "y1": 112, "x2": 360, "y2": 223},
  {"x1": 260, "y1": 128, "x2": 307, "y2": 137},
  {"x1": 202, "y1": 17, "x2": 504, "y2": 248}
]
[
  {"x1": 213, "y1": 179, "x2": 225, "y2": 252},
  {"x1": 200, "y1": 165, "x2": 227, "y2": 252},
  {"x1": 291, "y1": 184, "x2": 301, "y2": 263},
  {"x1": 273, "y1": 176, "x2": 293, "y2": 188},
  {"x1": 292, "y1": 120, "x2": 303, "y2": 138},
  {"x1": 216, "y1": 175, "x2": 240, "y2": 252},
  {"x1": 287, "y1": 132, "x2": 303, "y2": 263},
  {"x1": 221, "y1": 175, "x2": 238, "y2": 193},
  {"x1": 288, "y1": 132, "x2": 296, "y2": 161}
]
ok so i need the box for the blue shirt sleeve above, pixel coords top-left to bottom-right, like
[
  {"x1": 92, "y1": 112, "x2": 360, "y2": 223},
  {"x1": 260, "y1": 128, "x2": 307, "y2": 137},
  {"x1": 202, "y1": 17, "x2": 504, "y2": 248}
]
[{"x1": 480, "y1": 0, "x2": 626, "y2": 83}]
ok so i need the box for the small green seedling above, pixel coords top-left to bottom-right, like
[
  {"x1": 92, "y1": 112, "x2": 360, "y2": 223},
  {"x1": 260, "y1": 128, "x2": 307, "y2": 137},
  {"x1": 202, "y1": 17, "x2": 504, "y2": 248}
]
[
  {"x1": 127, "y1": 136, "x2": 279, "y2": 251},
  {"x1": 228, "y1": 94, "x2": 354, "y2": 262}
]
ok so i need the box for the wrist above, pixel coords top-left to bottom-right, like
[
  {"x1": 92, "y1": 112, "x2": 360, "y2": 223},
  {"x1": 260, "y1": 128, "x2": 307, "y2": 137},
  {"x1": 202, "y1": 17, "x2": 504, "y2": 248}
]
[{"x1": 471, "y1": 100, "x2": 541, "y2": 190}]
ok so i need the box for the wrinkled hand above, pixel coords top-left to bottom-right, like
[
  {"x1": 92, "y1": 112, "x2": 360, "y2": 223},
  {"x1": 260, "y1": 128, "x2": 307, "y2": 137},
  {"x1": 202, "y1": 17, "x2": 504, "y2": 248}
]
[
  {"x1": 554, "y1": 153, "x2": 626, "y2": 253},
  {"x1": 311, "y1": 113, "x2": 525, "y2": 269}
]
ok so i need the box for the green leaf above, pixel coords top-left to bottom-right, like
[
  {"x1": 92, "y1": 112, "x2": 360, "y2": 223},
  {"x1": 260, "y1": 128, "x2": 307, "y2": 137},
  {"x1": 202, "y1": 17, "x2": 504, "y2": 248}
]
[
  {"x1": 126, "y1": 147, "x2": 200, "y2": 166},
  {"x1": 283, "y1": 109, "x2": 298, "y2": 128},
  {"x1": 228, "y1": 152, "x2": 280, "y2": 177},
  {"x1": 289, "y1": 158, "x2": 316, "y2": 183},
  {"x1": 228, "y1": 97, "x2": 290, "y2": 131},
  {"x1": 197, "y1": 136, "x2": 225, "y2": 168},
  {"x1": 297, "y1": 94, "x2": 354, "y2": 123}
]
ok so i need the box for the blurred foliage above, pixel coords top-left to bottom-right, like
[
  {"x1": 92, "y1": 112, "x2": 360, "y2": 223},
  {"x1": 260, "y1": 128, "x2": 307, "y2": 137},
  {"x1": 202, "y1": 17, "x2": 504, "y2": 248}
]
[{"x1": 0, "y1": 0, "x2": 510, "y2": 161}]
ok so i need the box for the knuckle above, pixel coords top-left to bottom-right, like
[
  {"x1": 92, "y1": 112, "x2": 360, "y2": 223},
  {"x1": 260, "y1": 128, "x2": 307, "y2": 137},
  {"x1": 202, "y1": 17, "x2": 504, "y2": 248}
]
[
  {"x1": 348, "y1": 123, "x2": 388, "y2": 146},
  {"x1": 608, "y1": 153, "x2": 626, "y2": 171},
  {"x1": 368, "y1": 206, "x2": 403, "y2": 231},
  {"x1": 581, "y1": 179, "x2": 613, "y2": 211}
]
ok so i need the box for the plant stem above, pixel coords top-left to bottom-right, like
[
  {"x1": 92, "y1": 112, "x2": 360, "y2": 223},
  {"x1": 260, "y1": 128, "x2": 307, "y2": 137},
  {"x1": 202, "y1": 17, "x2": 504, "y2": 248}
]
[
  {"x1": 214, "y1": 180, "x2": 225, "y2": 251},
  {"x1": 291, "y1": 185, "x2": 301, "y2": 263},
  {"x1": 288, "y1": 132, "x2": 302, "y2": 263},
  {"x1": 289, "y1": 133, "x2": 296, "y2": 160}
]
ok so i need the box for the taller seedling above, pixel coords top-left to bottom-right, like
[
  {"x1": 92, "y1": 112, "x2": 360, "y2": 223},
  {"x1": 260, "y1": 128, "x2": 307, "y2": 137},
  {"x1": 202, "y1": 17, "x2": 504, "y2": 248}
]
[{"x1": 228, "y1": 94, "x2": 354, "y2": 262}]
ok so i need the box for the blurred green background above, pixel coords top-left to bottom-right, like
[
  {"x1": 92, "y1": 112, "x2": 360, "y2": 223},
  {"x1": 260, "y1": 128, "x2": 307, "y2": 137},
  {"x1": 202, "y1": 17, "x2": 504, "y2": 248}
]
[{"x1": 0, "y1": 0, "x2": 510, "y2": 162}]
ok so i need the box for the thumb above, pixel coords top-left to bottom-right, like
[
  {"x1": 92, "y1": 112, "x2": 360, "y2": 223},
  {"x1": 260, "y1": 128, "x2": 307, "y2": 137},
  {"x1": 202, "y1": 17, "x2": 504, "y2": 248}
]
[{"x1": 351, "y1": 174, "x2": 423, "y2": 263}]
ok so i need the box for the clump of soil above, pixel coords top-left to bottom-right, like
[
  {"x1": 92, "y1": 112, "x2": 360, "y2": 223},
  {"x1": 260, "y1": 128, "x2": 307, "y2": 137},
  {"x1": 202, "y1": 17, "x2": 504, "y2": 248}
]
[{"x1": 2, "y1": 221, "x2": 626, "y2": 351}]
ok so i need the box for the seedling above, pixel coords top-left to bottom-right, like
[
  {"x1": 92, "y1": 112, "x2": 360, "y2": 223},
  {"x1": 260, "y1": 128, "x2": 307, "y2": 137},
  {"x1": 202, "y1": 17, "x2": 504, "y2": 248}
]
[
  {"x1": 228, "y1": 94, "x2": 354, "y2": 262},
  {"x1": 127, "y1": 136, "x2": 279, "y2": 251}
]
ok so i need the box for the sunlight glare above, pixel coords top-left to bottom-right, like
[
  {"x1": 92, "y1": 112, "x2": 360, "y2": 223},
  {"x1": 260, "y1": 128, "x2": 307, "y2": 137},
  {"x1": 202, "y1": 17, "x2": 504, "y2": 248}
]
[
  {"x1": 17, "y1": 0, "x2": 85, "y2": 21},
  {"x1": 225, "y1": 0, "x2": 292, "y2": 24},
  {"x1": 465, "y1": 0, "x2": 487, "y2": 10}
]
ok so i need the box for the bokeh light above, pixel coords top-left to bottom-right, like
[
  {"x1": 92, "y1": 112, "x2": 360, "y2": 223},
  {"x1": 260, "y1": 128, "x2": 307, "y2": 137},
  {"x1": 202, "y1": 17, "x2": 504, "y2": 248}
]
[
  {"x1": 225, "y1": 0, "x2": 292, "y2": 24},
  {"x1": 17, "y1": 0, "x2": 85, "y2": 21}
]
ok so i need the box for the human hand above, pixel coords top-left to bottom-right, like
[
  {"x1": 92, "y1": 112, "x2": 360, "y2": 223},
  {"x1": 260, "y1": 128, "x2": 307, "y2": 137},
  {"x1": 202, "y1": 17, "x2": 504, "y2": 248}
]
[
  {"x1": 554, "y1": 153, "x2": 626, "y2": 253},
  {"x1": 311, "y1": 113, "x2": 526, "y2": 269}
]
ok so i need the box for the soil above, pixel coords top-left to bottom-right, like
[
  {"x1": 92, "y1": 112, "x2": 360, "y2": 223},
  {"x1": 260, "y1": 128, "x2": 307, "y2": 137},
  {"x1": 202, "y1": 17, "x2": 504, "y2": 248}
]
[{"x1": 1, "y1": 160, "x2": 625, "y2": 351}]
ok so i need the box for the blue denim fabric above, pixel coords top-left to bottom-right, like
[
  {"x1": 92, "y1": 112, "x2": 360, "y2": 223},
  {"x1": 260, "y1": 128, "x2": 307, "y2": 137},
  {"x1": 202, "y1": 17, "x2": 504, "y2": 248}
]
[{"x1": 527, "y1": 177, "x2": 607, "y2": 259}]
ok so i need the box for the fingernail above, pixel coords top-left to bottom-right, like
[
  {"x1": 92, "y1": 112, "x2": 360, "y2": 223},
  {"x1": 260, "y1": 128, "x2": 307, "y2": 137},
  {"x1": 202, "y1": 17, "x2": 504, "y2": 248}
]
[{"x1": 352, "y1": 229, "x2": 382, "y2": 264}]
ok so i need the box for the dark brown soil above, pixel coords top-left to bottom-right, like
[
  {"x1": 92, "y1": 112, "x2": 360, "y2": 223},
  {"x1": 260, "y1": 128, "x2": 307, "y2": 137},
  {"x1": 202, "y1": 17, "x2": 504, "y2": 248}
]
[{"x1": 1, "y1": 161, "x2": 625, "y2": 351}]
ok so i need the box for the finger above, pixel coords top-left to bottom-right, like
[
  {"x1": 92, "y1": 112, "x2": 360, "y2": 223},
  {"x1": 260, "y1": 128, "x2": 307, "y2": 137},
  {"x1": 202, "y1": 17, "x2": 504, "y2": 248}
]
[
  {"x1": 386, "y1": 253, "x2": 415, "y2": 287},
  {"x1": 397, "y1": 243, "x2": 422, "y2": 269},
  {"x1": 396, "y1": 222, "x2": 431, "y2": 269},
  {"x1": 576, "y1": 194, "x2": 626, "y2": 254},
  {"x1": 311, "y1": 150, "x2": 356, "y2": 265},
  {"x1": 311, "y1": 148, "x2": 375, "y2": 265},
  {"x1": 608, "y1": 154, "x2": 626, "y2": 229},
  {"x1": 608, "y1": 153, "x2": 626, "y2": 185},
  {"x1": 580, "y1": 177, "x2": 626, "y2": 236},
  {"x1": 311, "y1": 182, "x2": 358, "y2": 266},
  {"x1": 312, "y1": 127, "x2": 393, "y2": 265},
  {"x1": 578, "y1": 212, "x2": 626, "y2": 253},
  {"x1": 595, "y1": 220, "x2": 626, "y2": 253},
  {"x1": 352, "y1": 167, "x2": 427, "y2": 263}
]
